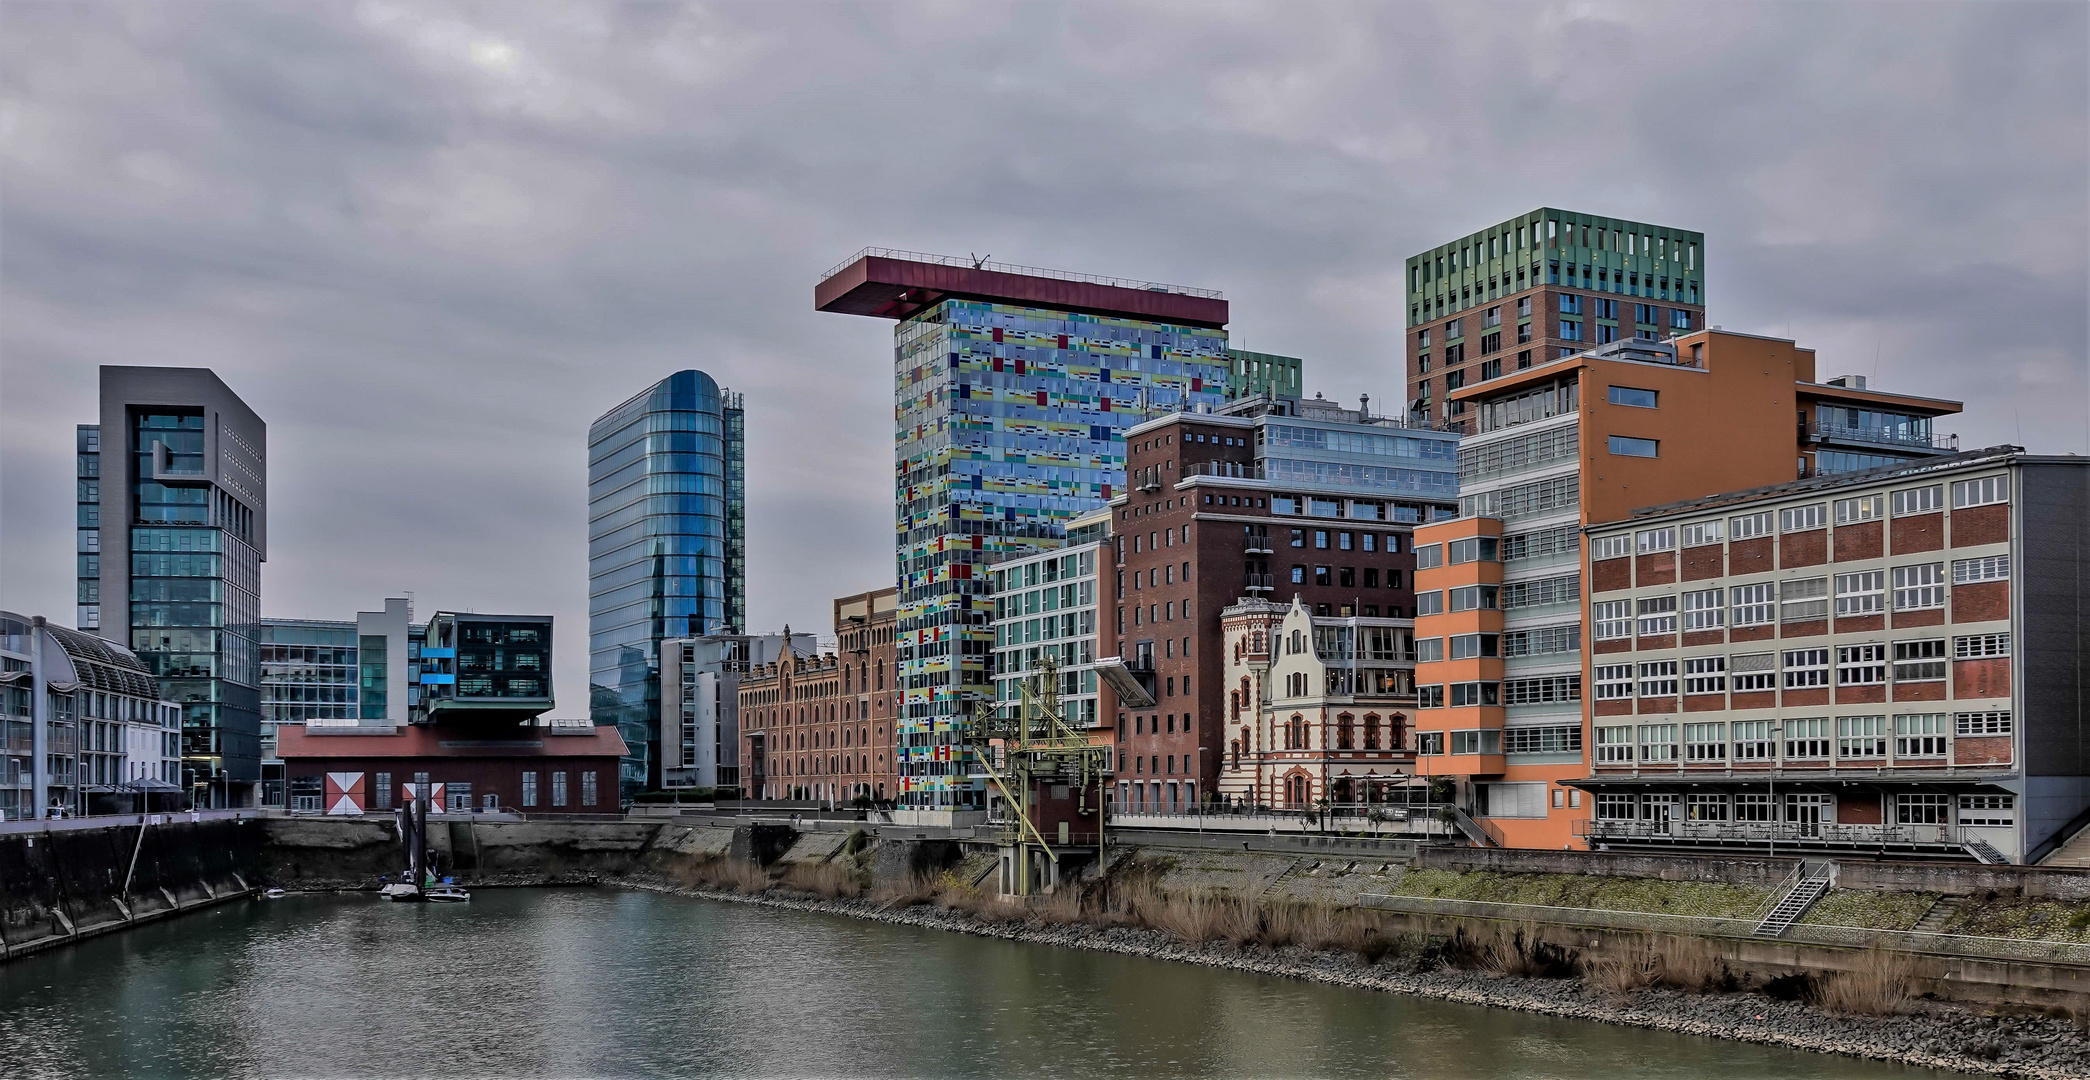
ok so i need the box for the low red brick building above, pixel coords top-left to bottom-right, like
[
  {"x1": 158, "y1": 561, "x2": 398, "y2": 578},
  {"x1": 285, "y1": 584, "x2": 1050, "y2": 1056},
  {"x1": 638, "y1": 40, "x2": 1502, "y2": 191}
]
[{"x1": 277, "y1": 723, "x2": 627, "y2": 817}]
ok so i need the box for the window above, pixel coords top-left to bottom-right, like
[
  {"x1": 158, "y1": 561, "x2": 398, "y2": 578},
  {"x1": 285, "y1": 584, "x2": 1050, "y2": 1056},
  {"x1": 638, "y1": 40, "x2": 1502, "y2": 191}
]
[
  {"x1": 1450, "y1": 682, "x2": 1500, "y2": 707},
  {"x1": 1448, "y1": 537, "x2": 1499, "y2": 563},
  {"x1": 1730, "y1": 583, "x2": 1774, "y2": 627},
  {"x1": 1783, "y1": 648, "x2": 1830, "y2": 688},
  {"x1": 1503, "y1": 725, "x2": 1581, "y2": 754},
  {"x1": 1897, "y1": 793, "x2": 1951, "y2": 825},
  {"x1": 1448, "y1": 585, "x2": 1498, "y2": 611},
  {"x1": 1681, "y1": 588, "x2": 1723, "y2": 631},
  {"x1": 1684, "y1": 723, "x2": 1726, "y2": 762},
  {"x1": 1731, "y1": 652, "x2": 1777, "y2": 692},
  {"x1": 1608, "y1": 386, "x2": 1658, "y2": 408},
  {"x1": 1639, "y1": 724, "x2": 1678, "y2": 763},
  {"x1": 1450, "y1": 729, "x2": 1501, "y2": 754},
  {"x1": 1892, "y1": 639, "x2": 1947, "y2": 682},
  {"x1": 1686, "y1": 793, "x2": 1728, "y2": 820},
  {"x1": 1636, "y1": 527, "x2": 1676, "y2": 553},
  {"x1": 521, "y1": 771, "x2": 538, "y2": 808},
  {"x1": 1637, "y1": 595, "x2": 1677, "y2": 635},
  {"x1": 1670, "y1": 309, "x2": 1691, "y2": 330},
  {"x1": 1834, "y1": 571, "x2": 1884, "y2": 617},
  {"x1": 581, "y1": 771, "x2": 598, "y2": 806},
  {"x1": 1449, "y1": 633, "x2": 1499, "y2": 660},
  {"x1": 1501, "y1": 574, "x2": 1578, "y2": 609},
  {"x1": 1638, "y1": 661, "x2": 1678, "y2": 698},
  {"x1": 1680, "y1": 520, "x2": 1723, "y2": 547},
  {"x1": 1837, "y1": 715, "x2": 1888, "y2": 759},
  {"x1": 1959, "y1": 795, "x2": 2016, "y2": 827},
  {"x1": 1593, "y1": 600, "x2": 1632, "y2": 640},
  {"x1": 1609, "y1": 436, "x2": 1659, "y2": 458},
  {"x1": 1503, "y1": 624, "x2": 1579, "y2": 657},
  {"x1": 1955, "y1": 711, "x2": 2012, "y2": 736},
  {"x1": 552, "y1": 771, "x2": 569, "y2": 807},
  {"x1": 1953, "y1": 555, "x2": 2009, "y2": 584},
  {"x1": 1593, "y1": 664, "x2": 1635, "y2": 700},
  {"x1": 1780, "y1": 578, "x2": 1828, "y2": 622},
  {"x1": 1414, "y1": 544, "x2": 1442, "y2": 569},
  {"x1": 1730, "y1": 512, "x2": 1772, "y2": 539},
  {"x1": 1558, "y1": 294, "x2": 1582, "y2": 314},
  {"x1": 1633, "y1": 304, "x2": 1658, "y2": 326},
  {"x1": 1732, "y1": 721, "x2": 1775, "y2": 761},
  {"x1": 1833, "y1": 495, "x2": 1884, "y2": 524},
  {"x1": 1414, "y1": 591, "x2": 1444, "y2": 616},
  {"x1": 1504, "y1": 525, "x2": 1577, "y2": 562},
  {"x1": 1891, "y1": 485, "x2": 1943, "y2": 516},
  {"x1": 1894, "y1": 713, "x2": 1948, "y2": 758},
  {"x1": 1414, "y1": 637, "x2": 1444, "y2": 663},
  {"x1": 1501, "y1": 675, "x2": 1580, "y2": 704},
  {"x1": 1289, "y1": 565, "x2": 1305, "y2": 585},
  {"x1": 1682, "y1": 655, "x2": 1726, "y2": 694},
  {"x1": 1954, "y1": 633, "x2": 2010, "y2": 659},
  {"x1": 1892, "y1": 563, "x2": 1946, "y2": 610},
  {"x1": 1780, "y1": 504, "x2": 1826, "y2": 532},
  {"x1": 1559, "y1": 319, "x2": 1582, "y2": 341},
  {"x1": 1595, "y1": 725, "x2": 1635, "y2": 763},
  {"x1": 1951, "y1": 475, "x2": 2009, "y2": 508},
  {"x1": 1784, "y1": 717, "x2": 1830, "y2": 759},
  {"x1": 1417, "y1": 685, "x2": 1445, "y2": 709},
  {"x1": 1591, "y1": 534, "x2": 1631, "y2": 560}
]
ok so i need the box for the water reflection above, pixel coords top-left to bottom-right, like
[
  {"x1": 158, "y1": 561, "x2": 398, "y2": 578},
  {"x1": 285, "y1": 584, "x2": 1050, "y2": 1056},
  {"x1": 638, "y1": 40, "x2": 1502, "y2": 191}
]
[{"x1": 0, "y1": 890, "x2": 1950, "y2": 1079}]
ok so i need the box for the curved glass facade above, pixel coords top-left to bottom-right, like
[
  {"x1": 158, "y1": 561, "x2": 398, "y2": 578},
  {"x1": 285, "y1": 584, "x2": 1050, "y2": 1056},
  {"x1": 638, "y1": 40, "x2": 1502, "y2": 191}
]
[{"x1": 588, "y1": 371, "x2": 744, "y2": 798}]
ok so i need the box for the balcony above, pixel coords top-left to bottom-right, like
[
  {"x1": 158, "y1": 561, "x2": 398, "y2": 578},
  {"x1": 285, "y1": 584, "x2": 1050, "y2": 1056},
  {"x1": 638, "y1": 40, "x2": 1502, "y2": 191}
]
[
  {"x1": 1243, "y1": 573, "x2": 1274, "y2": 593},
  {"x1": 1185, "y1": 461, "x2": 1265, "y2": 482},
  {"x1": 1803, "y1": 422, "x2": 1959, "y2": 453},
  {"x1": 1244, "y1": 533, "x2": 1274, "y2": 554}
]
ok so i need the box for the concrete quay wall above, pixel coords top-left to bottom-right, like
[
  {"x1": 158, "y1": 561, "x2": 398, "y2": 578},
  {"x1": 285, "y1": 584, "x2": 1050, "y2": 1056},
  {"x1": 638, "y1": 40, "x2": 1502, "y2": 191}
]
[{"x1": 0, "y1": 816, "x2": 263, "y2": 960}]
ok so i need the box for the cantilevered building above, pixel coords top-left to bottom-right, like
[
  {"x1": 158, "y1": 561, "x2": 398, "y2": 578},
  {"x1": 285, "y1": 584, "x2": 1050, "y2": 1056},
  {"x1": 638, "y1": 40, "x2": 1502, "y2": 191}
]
[{"x1": 817, "y1": 250, "x2": 1235, "y2": 810}]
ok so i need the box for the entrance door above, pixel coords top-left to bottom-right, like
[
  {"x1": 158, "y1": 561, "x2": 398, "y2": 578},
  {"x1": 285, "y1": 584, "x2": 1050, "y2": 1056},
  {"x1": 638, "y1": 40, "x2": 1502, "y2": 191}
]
[
  {"x1": 1786, "y1": 794, "x2": 1826, "y2": 838},
  {"x1": 1643, "y1": 795, "x2": 1675, "y2": 836}
]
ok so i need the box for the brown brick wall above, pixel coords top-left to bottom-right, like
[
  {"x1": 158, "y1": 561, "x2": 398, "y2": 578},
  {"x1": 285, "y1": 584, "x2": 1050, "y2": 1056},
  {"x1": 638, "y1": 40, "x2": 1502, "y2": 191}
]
[
  {"x1": 1592, "y1": 558, "x2": 1632, "y2": 594},
  {"x1": 1839, "y1": 792, "x2": 1882, "y2": 824},
  {"x1": 1780, "y1": 529, "x2": 1827, "y2": 568},
  {"x1": 1635, "y1": 551, "x2": 1676, "y2": 586},
  {"x1": 1595, "y1": 700, "x2": 1634, "y2": 717},
  {"x1": 1781, "y1": 619, "x2": 1827, "y2": 639},
  {"x1": 1892, "y1": 609, "x2": 1945, "y2": 629},
  {"x1": 1952, "y1": 504, "x2": 2009, "y2": 547},
  {"x1": 1729, "y1": 538, "x2": 1774, "y2": 575},
  {"x1": 1956, "y1": 736, "x2": 2013, "y2": 766},
  {"x1": 1682, "y1": 630, "x2": 1725, "y2": 649},
  {"x1": 1893, "y1": 681, "x2": 1948, "y2": 702},
  {"x1": 1832, "y1": 614, "x2": 1883, "y2": 635},
  {"x1": 1782, "y1": 688, "x2": 1829, "y2": 708},
  {"x1": 1835, "y1": 685, "x2": 1885, "y2": 705},
  {"x1": 1681, "y1": 545, "x2": 1724, "y2": 581},
  {"x1": 1636, "y1": 633, "x2": 1677, "y2": 652},
  {"x1": 1595, "y1": 638, "x2": 1633, "y2": 655},
  {"x1": 1683, "y1": 695, "x2": 1725, "y2": 712},
  {"x1": 1637, "y1": 697, "x2": 1678, "y2": 715},
  {"x1": 1954, "y1": 658, "x2": 2011, "y2": 699},
  {"x1": 1730, "y1": 625, "x2": 1775, "y2": 643},
  {"x1": 1833, "y1": 521, "x2": 1883, "y2": 561},
  {"x1": 1892, "y1": 512, "x2": 1944, "y2": 554},
  {"x1": 1731, "y1": 691, "x2": 1775, "y2": 710},
  {"x1": 1953, "y1": 581, "x2": 2010, "y2": 623}
]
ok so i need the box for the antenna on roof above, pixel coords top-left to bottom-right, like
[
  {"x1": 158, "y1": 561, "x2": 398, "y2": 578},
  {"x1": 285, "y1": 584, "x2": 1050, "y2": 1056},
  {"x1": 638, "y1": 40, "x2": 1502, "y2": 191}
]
[{"x1": 969, "y1": 253, "x2": 991, "y2": 270}]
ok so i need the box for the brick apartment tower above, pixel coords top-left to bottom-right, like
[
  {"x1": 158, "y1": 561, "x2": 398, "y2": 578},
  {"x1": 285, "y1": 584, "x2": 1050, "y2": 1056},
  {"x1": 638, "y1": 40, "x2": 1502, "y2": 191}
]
[
  {"x1": 1405, "y1": 210, "x2": 1706, "y2": 435},
  {"x1": 1409, "y1": 330, "x2": 1963, "y2": 850}
]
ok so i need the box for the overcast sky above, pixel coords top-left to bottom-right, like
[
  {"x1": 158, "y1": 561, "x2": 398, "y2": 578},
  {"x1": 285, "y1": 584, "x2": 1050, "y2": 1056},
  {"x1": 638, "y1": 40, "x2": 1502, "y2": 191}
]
[{"x1": 4, "y1": 1, "x2": 2085, "y2": 711}]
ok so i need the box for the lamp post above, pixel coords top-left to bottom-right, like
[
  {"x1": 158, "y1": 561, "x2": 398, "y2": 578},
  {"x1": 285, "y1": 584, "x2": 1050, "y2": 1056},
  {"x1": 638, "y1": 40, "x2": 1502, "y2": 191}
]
[
  {"x1": 1769, "y1": 722, "x2": 1782, "y2": 862},
  {"x1": 1196, "y1": 747, "x2": 1206, "y2": 835}
]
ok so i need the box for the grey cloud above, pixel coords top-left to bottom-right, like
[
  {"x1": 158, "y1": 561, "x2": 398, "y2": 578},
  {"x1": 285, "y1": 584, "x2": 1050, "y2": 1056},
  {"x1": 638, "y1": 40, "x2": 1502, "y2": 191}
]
[{"x1": 3, "y1": 0, "x2": 2083, "y2": 707}]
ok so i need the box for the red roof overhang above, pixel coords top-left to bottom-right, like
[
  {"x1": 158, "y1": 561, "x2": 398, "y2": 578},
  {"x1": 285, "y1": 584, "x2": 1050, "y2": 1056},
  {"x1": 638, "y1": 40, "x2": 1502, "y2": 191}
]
[{"x1": 815, "y1": 255, "x2": 1228, "y2": 328}]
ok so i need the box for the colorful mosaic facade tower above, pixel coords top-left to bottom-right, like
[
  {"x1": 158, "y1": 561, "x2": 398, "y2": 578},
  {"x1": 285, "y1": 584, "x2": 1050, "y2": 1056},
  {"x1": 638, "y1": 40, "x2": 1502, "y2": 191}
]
[{"x1": 818, "y1": 250, "x2": 1232, "y2": 809}]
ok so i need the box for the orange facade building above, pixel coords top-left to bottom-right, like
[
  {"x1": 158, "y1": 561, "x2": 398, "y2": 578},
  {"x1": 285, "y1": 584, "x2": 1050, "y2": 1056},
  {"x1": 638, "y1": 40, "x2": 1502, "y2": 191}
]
[{"x1": 1410, "y1": 331, "x2": 1963, "y2": 850}]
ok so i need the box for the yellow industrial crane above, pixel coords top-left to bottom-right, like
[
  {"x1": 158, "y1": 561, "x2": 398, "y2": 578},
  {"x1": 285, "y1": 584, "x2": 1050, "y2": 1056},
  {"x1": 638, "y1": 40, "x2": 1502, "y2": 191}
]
[{"x1": 968, "y1": 655, "x2": 1112, "y2": 896}]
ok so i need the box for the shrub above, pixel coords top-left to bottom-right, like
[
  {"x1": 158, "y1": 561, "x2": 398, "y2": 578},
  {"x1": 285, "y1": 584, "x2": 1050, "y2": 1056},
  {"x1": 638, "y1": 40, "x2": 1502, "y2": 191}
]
[
  {"x1": 1657, "y1": 936, "x2": 1730, "y2": 993},
  {"x1": 871, "y1": 869, "x2": 939, "y2": 908},
  {"x1": 780, "y1": 861, "x2": 863, "y2": 899},
  {"x1": 1582, "y1": 947, "x2": 1661, "y2": 998},
  {"x1": 1811, "y1": 948, "x2": 1913, "y2": 1016}
]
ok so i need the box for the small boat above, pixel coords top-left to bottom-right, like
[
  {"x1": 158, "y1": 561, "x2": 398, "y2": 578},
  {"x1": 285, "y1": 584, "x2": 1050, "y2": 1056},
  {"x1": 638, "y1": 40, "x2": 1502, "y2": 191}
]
[
  {"x1": 424, "y1": 886, "x2": 471, "y2": 903},
  {"x1": 379, "y1": 883, "x2": 424, "y2": 902},
  {"x1": 262, "y1": 887, "x2": 287, "y2": 900}
]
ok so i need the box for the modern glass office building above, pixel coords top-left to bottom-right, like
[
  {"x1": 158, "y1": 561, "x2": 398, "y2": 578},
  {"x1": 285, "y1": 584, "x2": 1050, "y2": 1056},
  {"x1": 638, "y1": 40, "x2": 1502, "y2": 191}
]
[
  {"x1": 588, "y1": 371, "x2": 745, "y2": 798},
  {"x1": 81, "y1": 367, "x2": 266, "y2": 808},
  {"x1": 818, "y1": 251, "x2": 1234, "y2": 809}
]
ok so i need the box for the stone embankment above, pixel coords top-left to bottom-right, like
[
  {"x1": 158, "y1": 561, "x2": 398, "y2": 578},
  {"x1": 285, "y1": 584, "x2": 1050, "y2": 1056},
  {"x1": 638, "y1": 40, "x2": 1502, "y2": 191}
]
[{"x1": 0, "y1": 815, "x2": 262, "y2": 959}]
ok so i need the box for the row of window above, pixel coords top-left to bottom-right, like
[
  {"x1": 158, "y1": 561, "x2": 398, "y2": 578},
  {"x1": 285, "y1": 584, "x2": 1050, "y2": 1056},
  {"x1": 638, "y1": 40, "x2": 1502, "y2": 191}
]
[
  {"x1": 1591, "y1": 635, "x2": 2008, "y2": 697},
  {"x1": 1593, "y1": 475, "x2": 2011, "y2": 558},
  {"x1": 1416, "y1": 674, "x2": 1583, "y2": 708},
  {"x1": 1593, "y1": 713, "x2": 2012, "y2": 764},
  {"x1": 1593, "y1": 792, "x2": 2015, "y2": 828},
  {"x1": 1593, "y1": 560, "x2": 2006, "y2": 637}
]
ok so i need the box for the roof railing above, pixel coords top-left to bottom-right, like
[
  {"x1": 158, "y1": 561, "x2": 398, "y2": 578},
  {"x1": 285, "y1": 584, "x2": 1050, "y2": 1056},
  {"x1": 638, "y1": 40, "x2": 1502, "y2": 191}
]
[{"x1": 820, "y1": 247, "x2": 1223, "y2": 299}]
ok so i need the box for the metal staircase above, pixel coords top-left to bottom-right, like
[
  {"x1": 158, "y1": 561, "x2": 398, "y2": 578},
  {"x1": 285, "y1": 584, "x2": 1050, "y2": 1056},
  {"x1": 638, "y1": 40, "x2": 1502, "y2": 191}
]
[
  {"x1": 1753, "y1": 861, "x2": 1833, "y2": 937},
  {"x1": 1963, "y1": 837, "x2": 2009, "y2": 865},
  {"x1": 1449, "y1": 807, "x2": 1498, "y2": 848}
]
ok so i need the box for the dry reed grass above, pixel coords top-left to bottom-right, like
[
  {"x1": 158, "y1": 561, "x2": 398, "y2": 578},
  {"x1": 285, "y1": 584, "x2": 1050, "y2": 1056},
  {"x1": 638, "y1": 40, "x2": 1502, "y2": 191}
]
[
  {"x1": 1811, "y1": 948, "x2": 1913, "y2": 1016},
  {"x1": 870, "y1": 869, "x2": 938, "y2": 908},
  {"x1": 1147, "y1": 893, "x2": 1256, "y2": 944},
  {"x1": 1656, "y1": 936, "x2": 1727, "y2": 993},
  {"x1": 1582, "y1": 946, "x2": 1663, "y2": 998},
  {"x1": 1476, "y1": 922, "x2": 1549, "y2": 978},
  {"x1": 1027, "y1": 888, "x2": 1086, "y2": 925},
  {"x1": 779, "y1": 861, "x2": 863, "y2": 899}
]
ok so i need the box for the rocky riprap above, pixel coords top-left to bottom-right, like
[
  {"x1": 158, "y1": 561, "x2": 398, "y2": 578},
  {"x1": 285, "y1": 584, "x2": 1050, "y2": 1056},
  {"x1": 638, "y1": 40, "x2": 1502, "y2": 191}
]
[{"x1": 635, "y1": 880, "x2": 2090, "y2": 1080}]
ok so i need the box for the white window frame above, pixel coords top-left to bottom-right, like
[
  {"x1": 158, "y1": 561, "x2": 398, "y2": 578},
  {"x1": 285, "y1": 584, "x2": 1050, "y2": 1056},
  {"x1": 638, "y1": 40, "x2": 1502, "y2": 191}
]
[
  {"x1": 1682, "y1": 655, "x2": 1726, "y2": 695},
  {"x1": 1951, "y1": 475, "x2": 2009, "y2": 509},
  {"x1": 1636, "y1": 595, "x2": 1677, "y2": 636},
  {"x1": 1784, "y1": 717, "x2": 1831, "y2": 759},
  {"x1": 1780, "y1": 577, "x2": 1828, "y2": 622},
  {"x1": 1680, "y1": 588, "x2": 1723, "y2": 631},
  {"x1": 1636, "y1": 527, "x2": 1676, "y2": 553},
  {"x1": 1954, "y1": 711, "x2": 2012, "y2": 736},
  {"x1": 1779, "y1": 504, "x2": 1826, "y2": 533},
  {"x1": 1833, "y1": 494, "x2": 1884, "y2": 524},
  {"x1": 1958, "y1": 794, "x2": 2015, "y2": 827},
  {"x1": 1892, "y1": 563, "x2": 1946, "y2": 611},
  {"x1": 1897, "y1": 792, "x2": 1951, "y2": 825},
  {"x1": 1590, "y1": 534, "x2": 1631, "y2": 561},
  {"x1": 1892, "y1": 639, "x2": 1947, "y2": 682},
  {"x1": 1638, "y1": 660, "x2": 1678, "y2": 698},
  {"x1": 1836, "y1": 643, "x2": 1886, "y2": 686},
  {"x1": 1952, "y1": 555, "x2": 2010, "y2": 585},
  {"x1": 1683, "y1": 723, "x2": 1726, "y2": 762},
  {"x1": 1953, "y1": 633, "x2": 2011, "y2": 659},
  {"x1": 1833, "y1": 570, "x2": 1884, "y2": 617},
  {"x1": 1594, "y1": 726, "x2": 1635, "y2": 764},
  {"x1": 1730, "y1": 652, "x2": 1776, "y2": 692},
  {"x1": 1893, "y1": 713, "x2": 1948, "y2": 758},
  {"x1": 1593, "y1": 664, "x2": 1635, "y2": 701},
  {"x1": 1680, "y1": 521, "x2": 1723, "y2": 547},
  {"x1": 1836, "y1": 715, "x2": 1888, "y2": 760},
  {"x1": 1730, "y1": 583, "x2": 1774, "y2": 627},
  {"x1": 1592, "y1": 600, "x2": 1632, "y2": 641},
  {"x1": 1638, "y1": 723, "x2": 1678, "y2": 763},
  {"x1": 1731, "y1": 721, "x2": 1775, "y2": 761},
  {"x1": 1891, "y1": 485, "x2": 1942, "y2": 516},
  {"x1": 1783, "y1": 648, "x2": 1830, "y2": 689},
  {"x1": 1730, "y1": 512, "x2": 1772, "y2": 539}
]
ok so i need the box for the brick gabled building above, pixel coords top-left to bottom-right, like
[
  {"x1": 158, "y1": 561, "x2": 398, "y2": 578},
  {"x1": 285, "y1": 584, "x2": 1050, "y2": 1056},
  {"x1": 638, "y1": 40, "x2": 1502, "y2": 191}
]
[{"x1": 1104, "y1": 395, "x2": 1459, "y2": 812}]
